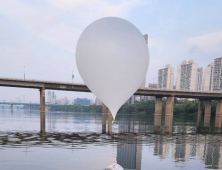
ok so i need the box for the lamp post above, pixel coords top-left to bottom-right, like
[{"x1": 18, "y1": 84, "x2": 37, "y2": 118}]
[{"x1": 72, "y1": 70, "x2": 74, "y2": 84}]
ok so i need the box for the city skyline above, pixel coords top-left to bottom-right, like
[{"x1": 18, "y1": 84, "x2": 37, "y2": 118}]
[{"x1": 1, "y1": 0, "x2": 222, "y2": 102}]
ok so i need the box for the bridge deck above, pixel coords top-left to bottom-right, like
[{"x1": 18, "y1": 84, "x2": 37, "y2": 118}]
[{"x1": 0, "y1": 77, "x2": 222, "y2": 99}]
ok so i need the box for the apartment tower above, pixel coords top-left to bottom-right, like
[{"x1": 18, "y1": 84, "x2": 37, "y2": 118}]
[
  {"x1": 158, "y1": 64, "x2": 174, "y2": 89},
  {"x1": 176, "y1": 60, "x2": 197, "y2": 91}
]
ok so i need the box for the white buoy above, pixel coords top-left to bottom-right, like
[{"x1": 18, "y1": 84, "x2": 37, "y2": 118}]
[{"x1": 105, "y1": 163, "x2": 124, "y2": 170}]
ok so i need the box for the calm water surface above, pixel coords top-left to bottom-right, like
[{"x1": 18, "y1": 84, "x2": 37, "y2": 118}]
[{"x1": 0, "y1": 108, "x2": 221, "y2": 170}]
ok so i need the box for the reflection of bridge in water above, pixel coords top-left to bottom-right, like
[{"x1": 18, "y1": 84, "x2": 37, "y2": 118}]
[
  {"x1": 116, "y1": 120, "x2": 222, "y2": 169},
  {"x1": 0, "y1": 129, "x2": 222, "y2": 168},
  {"x1": 1, "y1": 77, "x2": 222, "y2": 134}
]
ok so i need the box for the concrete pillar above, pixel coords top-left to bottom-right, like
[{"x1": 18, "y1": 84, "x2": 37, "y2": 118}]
[
  {"x1": 108, "y1": 109, "x2": 113, "y2": 135},
  {"x1": 154, "y1": 97, "x2": 162, "y2": 132},
  {"x1": 204, "y1": 100, "x2": 212, "y2": 128},
  {"x1": 215, "y1": 100, "x2": 222, "y2": 131},
  {"x1": 102, "y1": 103, "x2": 108, "y2": 113},
  {"x1": 165, "y1": 97, "x2": 174, "y2": 133},
  {"x1": 197, "y1": 100, "x2": 203, "y2": 127},
  {"x1": 40, "y1": 87, "x2": 46, "y2": 133},
  {"x1": 102, "y1": 112, "x2": 106, "y2": 134}
]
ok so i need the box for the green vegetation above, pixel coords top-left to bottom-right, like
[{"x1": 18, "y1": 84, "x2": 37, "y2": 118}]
[
  {"x1": 35, "y1": 98, "x2": 217, "y2": 116},
  {"x1": 50, "y1": 104, "x2": 102, "y2": 113}
]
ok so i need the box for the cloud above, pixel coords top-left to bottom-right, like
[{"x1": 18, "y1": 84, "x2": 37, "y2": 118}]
[
  {"x1": 0, "y1": 0, "x2": 142, "y2": 53},
  {"x1": 186, "y1": 30, "x2": 222, "y2": 57}
]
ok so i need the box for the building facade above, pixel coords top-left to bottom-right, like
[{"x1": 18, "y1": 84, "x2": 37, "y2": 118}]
[
  {"x1": 212, "y1": 57, "x2": 222, "y2": 91},
  {"x1": 47, "y1": 91, "x2": 51, "y2": 103},
  {"x1": 203, "y1": 62, "x2": 214, "y2": 91},
  {"x1": 74, "y1": 98, "x2": 91, "y2": 105},
  {"x1": 176, "y1": 60, "x2": 197, "y2": 91},
  {"x1": 158, "y1": 64, "x2": 174, "y2": 89},
  {"x1": 196, "y1": 67, "x2": 203, "y2": 91}
]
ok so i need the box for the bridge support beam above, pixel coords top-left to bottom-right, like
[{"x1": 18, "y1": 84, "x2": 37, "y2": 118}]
[
  {"x1": 165, "y1": 97, "x2": 174, "y2": 133},
  {"x1": 215, "y1": 100, "x2": 222, "y2": 131},
  {"x1": 204, "y1": 100, "x2": 212, "y2": 128},
  {"x1": 102, "y1": 104, "x2": 107, "y2": 134},
  {"x1": 197, "y1": 100, "x2": 203, "y2": 127},
  {"x1": 154, "y1": 97, "x2": 162, "y2": 132},
  {"x1": 40, "y1": 87, "x2": 46, "y2": 133},
  {"x1": 108, "y1": 109, "x2": 113, "y2": 135}
]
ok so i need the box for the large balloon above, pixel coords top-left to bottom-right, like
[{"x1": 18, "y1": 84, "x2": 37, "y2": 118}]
[{"x1": 76, "y1": 17, "x2": 149, "y2": 120}]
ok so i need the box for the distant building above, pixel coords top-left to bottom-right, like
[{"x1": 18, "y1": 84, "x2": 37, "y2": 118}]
[
  {"x1": 74, "y1": 98, "x2": 91, "y2": 105},
  {"x1": 203, "y1": 62, "x2": 214, "y2": 91},
  {"x1": 158, "y1": 64, "x2": 174, "y2": 89},
  {"x1": 47, "y1": 91, "x2": 51, "y2": 103},
  {"x1": 212, "y1": 57, "x2": 222, "y2": 91},
  {"x1": 90, "y1": 99, "x2": 94, "y2": 105},
  {"x1": 51, "y1": 91, "x2": 56, "y2": 104},
  {"x1": 176, "y1": 60, "x2": 197, "y2": 91},
  {"x1": 196, "y1": 67, "x2": 203, "y2": 91},
  {"x1": 62, "y1": 96, "x2": 69, "y2": 105},
  {"x1": 95, "y1": 97, "x2": 102, "y2": 105},
  {"x1": 148, "y1": 83, "x2": 157, "y2": 88}
]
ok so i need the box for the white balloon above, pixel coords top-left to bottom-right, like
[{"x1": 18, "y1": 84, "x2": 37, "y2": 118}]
[{"x1": 76, "y1": 17, "x2": 149, "y2": 120}]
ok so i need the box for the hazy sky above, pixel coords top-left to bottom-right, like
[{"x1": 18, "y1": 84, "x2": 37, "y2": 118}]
[{"x1": 1, "y1": 0, "x2": 222, "y2": 102}]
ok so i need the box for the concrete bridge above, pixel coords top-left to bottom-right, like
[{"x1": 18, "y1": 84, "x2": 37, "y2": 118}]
[{"x1": 1, "y1": 77, "x2": 222, "y2": 134}]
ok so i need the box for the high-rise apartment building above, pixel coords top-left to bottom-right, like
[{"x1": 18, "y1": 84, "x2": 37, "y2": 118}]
[
  {"x1": 203, "y1": 63, "x2": 214, "y2": 91},
  {"x1": 176, "y1": 60, "x2": 197, "y2": 91},
  {"x1": 47, "y1": 91, "x2": 51, "y2": 103},
  {"x1": 158, "y1": 64, "x2": 174, "y2": 89},
  {"x1": 212, "y1": 57, "x2": 222, "y2": 91},
  {"x1": 52, "y1": 91, "x2": 56, "y2": 103},
  {"x1": 196, "y1": 67, "x2": 203, "y2": 91}
]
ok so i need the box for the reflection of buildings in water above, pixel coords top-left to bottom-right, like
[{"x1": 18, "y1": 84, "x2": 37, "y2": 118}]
[
  {"x1": 197, "y1": 135, "x2": 222, "y2": 168},
  {"x1": 117, "y1": 121, "x2": 142, "y2": 170},
  {"x1": 118, "y1": 119, "x2": 154, "y2": 134},
  {"x1": 117, "y1": 136, "x2": 142, "y2": 170},
  {"x1": 154, "y1": 135, "x2": 169, "y2": 159},
  {"x1": 171, "y1": 136, "x2": 191, "y2": 162}
]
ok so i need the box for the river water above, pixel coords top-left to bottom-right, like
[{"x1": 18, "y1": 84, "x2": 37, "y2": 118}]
[{"x1": 0, "y1": 108, "x2": 221, "y2": 170}]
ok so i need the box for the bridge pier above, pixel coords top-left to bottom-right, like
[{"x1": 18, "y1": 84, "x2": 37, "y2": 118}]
[
  {"x1": 154, "y1": 97, "x2": 162, "y2": 132},
  {"x1": 102, "y1": 104, "x2": 107, "y2": 134},
  {"x1": 215, "y1": 100, "x2": 222, "y2": 132},
  {"x1": 197, "y1": 100, "x2": 203, "y2": 127},
  {"x1": 165, "y1": 97, "x2": 174, "y2": 133},
  {"x1": 204, "y1": 100, "x2": 212, "y2": 129},
  {"x1": 108, "y1": 109, "x2": 113, "y2": 135},
  {"x1": 40, "y1": 87, "x2": 46, "y2": 133}
]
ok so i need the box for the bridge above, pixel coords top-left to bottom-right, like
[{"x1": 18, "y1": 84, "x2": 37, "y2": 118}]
[
  {"x1": 0, "y1": 101, "x2": 64, "y2": 111},
  {"x1": 1, "y1": 77, "x2": 222, "y2": 134}
]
